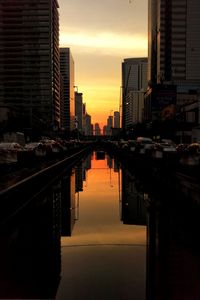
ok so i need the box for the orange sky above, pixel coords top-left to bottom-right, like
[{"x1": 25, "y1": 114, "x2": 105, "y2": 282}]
[{"x1": 59, "y1": 0, "x2": 148, "y2": 130}]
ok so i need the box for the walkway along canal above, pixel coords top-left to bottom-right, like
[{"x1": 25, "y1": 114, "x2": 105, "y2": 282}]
[{"x1": 0, "y1": 149, "x2": 199, "y2": 299}]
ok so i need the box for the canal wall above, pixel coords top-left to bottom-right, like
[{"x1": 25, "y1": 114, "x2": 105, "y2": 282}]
[{"x1": 0, "y1": 146, "x2": 91, "y2": 223}]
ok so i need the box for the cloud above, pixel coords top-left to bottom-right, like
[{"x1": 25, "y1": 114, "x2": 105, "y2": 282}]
[
  {"x1": 59, "y1": 0, "x2": 148, "y2": 36},
  {"x1": 60, "y1": 30, "x2": 147, "y2": 57},
  {"x1": 58, "y1": 0, "x2": 148, "y2": 127}
]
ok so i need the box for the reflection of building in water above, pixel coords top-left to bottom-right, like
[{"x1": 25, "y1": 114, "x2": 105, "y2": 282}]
[
  {"x1": 0, "y1": 183, "x2": 61, "y2": 299},
  {"x1": 82, "y1": 153, "x2": 92, "y2": 185},
  {"x1": 114, "y1": 158, "x2": 120, "y2": 172},
  {"x1": 121, "y1": 168, "x2": 147, "y2": 225},
  {"x1": 75, "y1": 162, "x2": 84, "y2": 192},
  {"x1": 146, "y1": 188, "x2": 200, "y2": 299},
  {"x1": 83, "y1": 153, "x2": 92, "y2": 171},
  {"x1": 61, "y1": 169, "x2": 76, "y2": 236},
  {"x1": 107, "y1": 155, "x2": 113, "y2": 169},
  {"x1": 96, "y1": 150, "x2": 105, "y2": 160}
]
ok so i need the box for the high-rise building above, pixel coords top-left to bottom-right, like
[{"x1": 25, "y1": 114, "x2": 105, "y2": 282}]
[
  {"x1": 125, "y1": 91, "x2": 145, "y2": 127},
  {"x1": 147, "y1": 0, "x2": 158, "y2": 85},
  {"x1": 147, "y1": 0, "x2": 200, "y2": 142},
  {"x1": 60, "y1": 48, "x2": 75, "y2": 135},
  {"x1": 84, "y1": 113, "x2": 92, "y2": 136},
  {"x1": 75, "y1": 92, "x2": 83, "y2": 133},
  {"x1": 94, "y1": 123, "x2": 101, "y2": 136},
  {"x1": 113, "y1": 111, "x2": 120, "y2": 128},
  {"x1": 0, "y1": 0, "x2": 60, "y2": 135},
  {"x1": 122, "y1": 58, "x2": 148, "y2": 129},
  {"x1": 148, "y1": 0, "x2": 200, "y2": 87},
  {"x1": 106, "y1": 115, "x2": 113, "y2": 136}
]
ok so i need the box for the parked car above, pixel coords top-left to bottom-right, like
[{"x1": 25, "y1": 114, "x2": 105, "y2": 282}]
[
  {"x1": 176, "y1": 143, "x2": 189, "y2": 154},
  {"x1": 39, "y1": 138, "x2": 63, "y2": 155},
  {"x1": 136, "y1": 137, "x2": 154, "y2": 154},
  {"x1": 24, "y1": 142, "x2": 47, "y2": 157},
  {"x1": 160, "y1": 140, "x2": 177, "y2": 153},
  {"x1": 187, "y1": 142, "x2": 200, "y2": 154},
  {"x1": 179, "y1": 142, "x2": 200, "y2": 166},
  {"x1": 0, "y1": 142, "x2": 23, "y2": 164}
]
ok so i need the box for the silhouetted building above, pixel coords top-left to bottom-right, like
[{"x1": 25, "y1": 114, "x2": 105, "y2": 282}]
[
  {"x1": 75, "y1": 92, "x2": 83, "y2": 133},
  {"x1": 147, "y1": 0, "x2": 200, "y2": 142},
  {"x1": 94, "y1": 123, "x2": 101, "y2": 135},
  {"x1": 114, "y1": 111, "x2": 120, "y2": 128},
  {"x1": 60, "y1": 48, "x2": 75, "y2": 135},
  {"x1": 0, "y1": 0, "x2": 60, "y2": 135},
  {"x1": 84, "y1": 113, "x2": 92, "y2": 135},
  {"x1": 148, "y1": 0, "x2": 200, "y2": 87},
  {"x1": 106, "y1": 115, "x2": 113, "y2": 135}
]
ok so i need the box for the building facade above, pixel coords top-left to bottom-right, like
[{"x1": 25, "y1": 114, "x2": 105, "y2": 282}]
[
  {"x1": 0, "y1": 0, "x2": 60, "y2": 135},
  {"x1": 156, "y1": 0, "x2": 200, "y2": 88},
  {"x1": 84, "y1": 113, "x2": 92, "y2": 136},
  {"x1": 113, "y1": 111, "x2": 120, "y2": 128},
  {"x1": 75, "y1": 92, "x2": 83, "y2": 133},
  {"x1": 122, "y1": 58, "x2": 148, "y2": 130},
  {"x1": 125, "y1": 91, "x2": 145, "y2": 128},
  {"x1": 147, "y1": 0, "x2": 200, "y2": 142},
  {"x1": 94, "y1": 123, "x2": 101, "y2": 136},
  {"x1": 60, "y1": 48, "x2": 75, "y2": 135}
]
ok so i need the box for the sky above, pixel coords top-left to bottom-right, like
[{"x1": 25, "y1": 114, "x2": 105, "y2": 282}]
[{"x1": 59, "y1": 0, "x2": 148, "y2": 129}]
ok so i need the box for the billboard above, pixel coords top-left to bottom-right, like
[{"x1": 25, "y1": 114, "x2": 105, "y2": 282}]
[{"x1": 151, "y1": 84, "x2": 177, "y2": 121}]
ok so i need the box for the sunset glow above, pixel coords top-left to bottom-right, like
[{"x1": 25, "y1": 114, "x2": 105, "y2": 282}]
[
  {"x1": 59, "y1": 0, "x2": 148, "y2": 129},
  {"x1": 60, "y1": 31, "x2": 147, "y2": 57}
]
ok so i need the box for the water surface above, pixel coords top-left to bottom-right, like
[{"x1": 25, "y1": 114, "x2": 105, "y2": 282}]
[{"x1": 56, "y1": 152, "x2": 147, "y2": 300}]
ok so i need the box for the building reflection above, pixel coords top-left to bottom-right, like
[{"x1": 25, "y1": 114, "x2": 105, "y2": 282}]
[
  {"x1": 61, "y1": 170, "x2": 76, "y2": 237},
  {"x1": 3, "y1": 152, "x2": 198, "y2": 299},
  {"x1": 146, "y1": 183, "x2": 200, "y2": 299},
  {"x1": 107, "y1": 155, "x2": 113, "y2": 168},
  {"x1": 121, "y1": 168, "x2": 147, "y2": 225},
  {"x1": 0, "y1": 183, "x2": 61, "y2": 299},
  {"x1": 61, "y1": 154, "x2": 92, "y2": 237}
]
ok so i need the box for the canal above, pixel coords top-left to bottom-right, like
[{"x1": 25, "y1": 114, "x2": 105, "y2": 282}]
[{"x1": 0, "y1": 150, "x2": 199, "y2": 299}]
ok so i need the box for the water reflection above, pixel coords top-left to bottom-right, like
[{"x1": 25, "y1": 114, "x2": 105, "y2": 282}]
[
  {"x1": 0, "y1": 150, "x2": 199, "y2": 299},
  {"x1": 121, "y1": 168, "x2": 147, "y2": 225},
  {"x1": 0, "y1": 183, "x2": 62, "y2": 299},
  {"x1": 61, "y1": 152, "x2": 147, "y2": 246},
  {"x1": 146, "y1": 185, "x2": 200, "y2": 300},
  {"x1": 57, "y1": 152, "x2": 147, "y2": 300}
]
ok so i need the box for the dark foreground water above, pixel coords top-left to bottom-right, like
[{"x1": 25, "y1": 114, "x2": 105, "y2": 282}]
[{"x1": 0, "y1": 151, "x2": 199, "y2": 300}]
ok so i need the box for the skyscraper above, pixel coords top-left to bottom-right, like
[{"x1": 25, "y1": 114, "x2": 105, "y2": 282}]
[
  {"x1": 0, "y1": 0, "x2": 60, "y2": 135},
  {"x1": 113, "y1": 111, "x2": 120, "y2": 128},
  {"x1": 75, "y1": 92, "x2": 83, "y2": 133},
  {"x1": 148, "y1": 0, "x2": 200, "y2": 88},
  {"x1": 84, "y1": 113, "x2": 92, "y2": 136},
  {"x1": 122, "y1": 58, "x2": 148, "y2": 130},
  {"x1": 60, "y1": 48, "x2": 75, "y2": 136},
  {"x1": 147, "y1": 0, "x2": 200, "y2": 142},
  {"x1": 94, "y1": 123, "x2": 101, "y2": 136}
]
